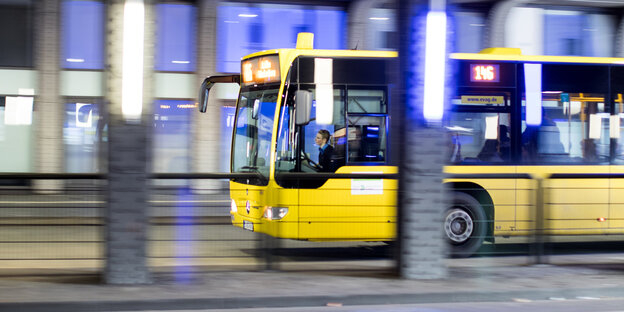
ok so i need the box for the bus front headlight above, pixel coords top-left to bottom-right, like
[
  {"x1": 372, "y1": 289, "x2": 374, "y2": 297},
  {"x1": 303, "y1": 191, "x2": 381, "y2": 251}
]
[
  {"x1": 230, "y1": 199, "x2": 237, "y2": 214},
  {"x1": 263, "y1": 207, "x2": 288, "y2": 220}
]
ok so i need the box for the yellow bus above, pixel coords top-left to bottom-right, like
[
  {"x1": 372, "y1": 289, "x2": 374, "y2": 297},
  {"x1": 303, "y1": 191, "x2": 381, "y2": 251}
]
[{"x1": 199, "y1": 33, "x2": 624, "y2": 257}]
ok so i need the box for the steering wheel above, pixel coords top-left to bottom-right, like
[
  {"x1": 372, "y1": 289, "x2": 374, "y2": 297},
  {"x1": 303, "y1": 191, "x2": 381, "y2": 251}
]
[{"x1": 300, "y1": 151, "x2": 321, "y2": 170}]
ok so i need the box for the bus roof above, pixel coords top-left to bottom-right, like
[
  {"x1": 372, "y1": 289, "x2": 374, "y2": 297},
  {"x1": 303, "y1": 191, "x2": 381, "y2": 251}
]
[
  {"x1": 243, "y1": 48, "x2": 397, "y2": 60},
  {"x1": 244, "y1": 47, "x2": 624, "y2": 66},
  {"x1": 452, "y1": 48, "x2": 624, "y2": 65},
  {"x1": 242, "y1": 32, "x2": 396, "y2": 61}
]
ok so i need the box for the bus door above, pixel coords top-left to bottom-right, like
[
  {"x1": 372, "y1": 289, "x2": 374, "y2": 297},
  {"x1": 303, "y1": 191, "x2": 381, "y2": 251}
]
[{"x1": 294, "y1": 85, "x2": 396, "y2": 241}]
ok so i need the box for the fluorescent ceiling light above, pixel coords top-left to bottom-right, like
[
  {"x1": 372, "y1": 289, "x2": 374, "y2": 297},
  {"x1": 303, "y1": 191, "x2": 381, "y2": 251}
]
[
  {"x1": 238, "y1": 14, "x2": 257, "y2": 18},
  {"x1": 589, "y1": 114, "x2": 601, "y2": 139},
  {"x1": 171, "y1": 60, "x2": 190, "y2": 64},
  {"x1": 524, "y1": 63, "x2": 542, "y2": 126},
  {"x1": 369, "y1": 17, "x2": 389, "y2": 21},
  {"x1": 121, "y1": 0, "x2": 145, "y2": 122},
  {"x1": 66, "y1": 58, "x2": 85, "y2": 63},
  {"x1": 610, "y1": 115, "x2": 620, "y2": 139},
  {"x1": 484, "y1": 115, "x2": 499, "y2": 140},
  {"x1": 423, "y1": 11, "x2": 447, "y2": 122},
  {"x1": 315, "y1": 58, "x2": 333, "y2": 125},
  {"x1": 545, "y1": 10, "x2": 580, "y2": 16}
]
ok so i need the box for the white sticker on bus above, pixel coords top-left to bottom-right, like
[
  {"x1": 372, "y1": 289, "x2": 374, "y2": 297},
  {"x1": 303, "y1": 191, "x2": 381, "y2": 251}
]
[{"x1": 351, "y1": 172, "x2": 383, "y2": 195}]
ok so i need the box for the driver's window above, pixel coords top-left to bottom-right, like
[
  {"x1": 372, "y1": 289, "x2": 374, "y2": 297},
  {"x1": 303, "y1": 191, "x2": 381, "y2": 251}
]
[
  {"x1": 300, "y1": 86, "x2": 345, "y2": 173},
  {"x1": 275, "y1": 99, "x2": 295, "y2": 174},
  {"x1": 275, "y1": 85, "x2": 345, "y2": 176}
]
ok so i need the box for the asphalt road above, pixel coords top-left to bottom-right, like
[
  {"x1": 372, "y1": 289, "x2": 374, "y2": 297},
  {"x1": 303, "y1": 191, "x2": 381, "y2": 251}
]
[{"x1": 112, "y1": 298, "x2": 624, "y2": 312}]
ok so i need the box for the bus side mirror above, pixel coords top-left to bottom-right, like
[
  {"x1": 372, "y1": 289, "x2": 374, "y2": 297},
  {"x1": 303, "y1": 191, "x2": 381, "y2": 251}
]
[
  {"x1": 252, "y1": 99, "x2": 260, "y2": 119},
  {"x1": 198, "y1": 75, "x2": 241, "y2": 113},
  {"x1": 295, "y1": 90, "x2": 312, "y2": 125},
  {"x1": 198, "y1": 79, "x2": 209, "y2": 113}
]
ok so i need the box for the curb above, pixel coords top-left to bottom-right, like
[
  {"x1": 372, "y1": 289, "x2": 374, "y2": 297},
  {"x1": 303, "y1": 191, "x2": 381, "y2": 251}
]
[{"x1": 4, "y1": 286, "x2": 624, "y2": 312}]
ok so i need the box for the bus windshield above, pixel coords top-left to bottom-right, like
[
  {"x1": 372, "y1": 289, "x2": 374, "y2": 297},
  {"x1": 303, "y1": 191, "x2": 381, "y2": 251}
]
[{"x1": 231, "y1": 85, "x2": 279, "y2": 183}]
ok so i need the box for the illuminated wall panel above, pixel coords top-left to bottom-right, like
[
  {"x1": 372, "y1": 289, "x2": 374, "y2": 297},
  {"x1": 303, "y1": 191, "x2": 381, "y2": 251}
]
[
  {"x1": 217, "y1": 3, "x2": 346, "y2": 73},
  {"x1": 64, "y1": 101, "x2": 101, "y2": 172},
  {"x1": 62, "y1": 0, "x2": 104, "y2": 69},
  {"x1": 156, "y1": 3, "x2": 196, "y2": 72},
  {"x1": 153, "y1": 99, "x2": 192, "y2": 173}
]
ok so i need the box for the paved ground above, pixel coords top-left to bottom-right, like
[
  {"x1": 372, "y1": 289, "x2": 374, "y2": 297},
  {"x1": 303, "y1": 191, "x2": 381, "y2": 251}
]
[{"x1": 1, "y1": 253, "x2": 624, "y2": 311}]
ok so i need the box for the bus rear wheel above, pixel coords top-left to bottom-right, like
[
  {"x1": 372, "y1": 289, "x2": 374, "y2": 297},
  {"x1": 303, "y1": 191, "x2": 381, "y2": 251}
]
[{"x1": 445, "y1": 192, "x2": 486, "y2": 258}]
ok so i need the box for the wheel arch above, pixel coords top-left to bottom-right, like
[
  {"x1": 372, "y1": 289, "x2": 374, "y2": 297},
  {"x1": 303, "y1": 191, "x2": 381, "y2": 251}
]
[{"x1": 445, "y1": 182, "x2": 494, "y2": 243}]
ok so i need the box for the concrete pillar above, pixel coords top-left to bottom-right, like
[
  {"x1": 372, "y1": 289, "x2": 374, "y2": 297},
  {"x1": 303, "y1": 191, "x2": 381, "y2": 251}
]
[
  {"x1": 104, "y1": 0, "x2": 155, "y2": 284},
  {"x1": 395, "y1": 0, "x2": 447, "y2": 279},
  {"x1": 192, "y1": 0, "x2": 222, "y2": 193},
  {"x1": 348, "y1": 0, "x2": 378, "y2": 50},
  {"x1": 34, "y1": 0, "x2": 63, "y2": 191},
  {"x1": 485, "y1": 0, "x2": 531, "y2": 48},
  {"x1": 615, "y1": 16, "x2": 624, "y2": 57},
  {"x1": 349, "y1": 0, "x2": 398, "y2": 50}
]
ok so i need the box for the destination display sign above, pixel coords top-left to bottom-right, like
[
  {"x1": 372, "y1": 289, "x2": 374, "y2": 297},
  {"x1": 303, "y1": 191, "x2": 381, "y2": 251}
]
[
  {"x1": 241, "y1": 55, "x2": 281, "y2": 86},
  {"x1": 470, "y1": 64, "x2": 500, "y2": 82}
]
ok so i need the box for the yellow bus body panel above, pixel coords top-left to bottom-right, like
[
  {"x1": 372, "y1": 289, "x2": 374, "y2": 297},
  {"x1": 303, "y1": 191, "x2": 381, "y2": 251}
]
[
  {"x1": 444, "y1": 165, "x2": 613, "y2": 237},
  {"x1": 609, "y1": 166, "x2": 624, "y2": 233},
  {"x1": 230, "y1": 167, "x2": 397, "y2": 241},
  {"x1": 516, "y1": 166, "x2": 609, "y2": 235},
  {"x1": 230, "y1": 180, "x2": 300, "y2": 239},
  {"x1": 298, "y1": 166, "x2": 397, "y2": 241}
]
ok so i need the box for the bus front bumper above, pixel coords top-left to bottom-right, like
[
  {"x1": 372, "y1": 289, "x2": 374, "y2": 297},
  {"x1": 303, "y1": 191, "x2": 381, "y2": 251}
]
[{"x1": 230, "y1": 211, "x2": 298, "y2": 239}]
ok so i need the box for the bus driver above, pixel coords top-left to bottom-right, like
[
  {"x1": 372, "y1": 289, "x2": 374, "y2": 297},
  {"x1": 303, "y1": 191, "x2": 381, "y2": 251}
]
[{"x1": 315, "y1": 129, "x2": 334, "y2": 172}]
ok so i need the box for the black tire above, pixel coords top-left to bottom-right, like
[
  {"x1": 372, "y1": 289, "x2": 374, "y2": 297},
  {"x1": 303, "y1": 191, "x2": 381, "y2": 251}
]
[{"x1": 445, "y1": 192, "x2": 486, "y2": 258}]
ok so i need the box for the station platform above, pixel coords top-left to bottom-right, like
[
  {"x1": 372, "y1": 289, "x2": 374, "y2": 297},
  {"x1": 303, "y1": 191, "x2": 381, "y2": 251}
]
[{"x1": 1, "y1": 253, "x2": 624, "y2": 311}]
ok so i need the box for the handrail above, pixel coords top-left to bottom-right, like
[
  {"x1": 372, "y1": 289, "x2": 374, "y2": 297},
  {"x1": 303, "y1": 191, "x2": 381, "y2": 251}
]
[
  {"x1": 0, "y1": 172, "x2": 540, "y2": 180},
  {"x1": 151, "y1": 172, "x2": 261, "y2": 179},
  {"x1": 446, "y1": 173, "x2": 533, "y2": 179},
  {"x1": 0, "y1": 172, "x2": 262, "y2": 180},
  {"x1": 10, "y1": 172, "x2": 620, "y2": 180},
  {"x1": 549, "y1": 173, "x2": 624, "y2": 179},
  {"x1": 275, "y1": 172, "x2": 399, "y2": 180},
  {"x1": 0, "y1": 173, "x2": 105, "y2": 179}
]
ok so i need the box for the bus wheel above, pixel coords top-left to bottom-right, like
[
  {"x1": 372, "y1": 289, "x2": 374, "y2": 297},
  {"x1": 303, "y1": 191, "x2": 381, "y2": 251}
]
[{"x1": 444, "y1": 192, "x2": 486, "y2": 258}]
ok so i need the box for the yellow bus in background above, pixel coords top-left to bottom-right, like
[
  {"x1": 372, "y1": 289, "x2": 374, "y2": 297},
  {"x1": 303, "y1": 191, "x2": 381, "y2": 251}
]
[{"x1": 199, "y1": 33, "x2": 624, "y2": 257}]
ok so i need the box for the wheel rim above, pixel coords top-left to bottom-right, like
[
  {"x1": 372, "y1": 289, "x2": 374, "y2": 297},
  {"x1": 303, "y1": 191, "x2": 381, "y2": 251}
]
[{"x1": 444, "y1": 208, "x2": 474, "y2": 243}]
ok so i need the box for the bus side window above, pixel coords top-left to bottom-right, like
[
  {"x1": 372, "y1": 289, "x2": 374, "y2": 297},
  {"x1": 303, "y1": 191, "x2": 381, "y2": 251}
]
[
  {"x1": 332, "y1": 127, "x2": 347, "y2": 169},
  {"x1": 447, "y1": 112, "x2": 511, "y2": 164},
  {"x1": 347, "y1": 117, "x2": 386, "y2": 163},
  {"x1": 521, "y1": 94, "x2": 609, "y2": 164}
]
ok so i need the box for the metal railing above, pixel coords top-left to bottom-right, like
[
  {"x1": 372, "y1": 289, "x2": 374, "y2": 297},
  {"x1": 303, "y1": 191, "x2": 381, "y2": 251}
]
[
  {"x1": 1, "y1": 171, "x2": 623, "y2": 275},
  {"x1": 0, "y1": 173, "x2": 105, "y2": 274}
]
